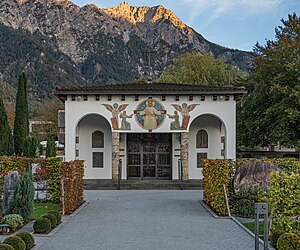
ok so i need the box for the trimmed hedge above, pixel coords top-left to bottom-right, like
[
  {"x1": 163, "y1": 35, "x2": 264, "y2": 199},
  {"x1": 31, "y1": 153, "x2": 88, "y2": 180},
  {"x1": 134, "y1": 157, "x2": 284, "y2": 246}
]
[
  {"x1": 277, "y1": 232, "x2": 300, "y2": 250},
  {"x1": 33, "y1": 218, "x2": 51, "y2": 234},
  {"x1": 0, "y1": 244, "x2": 14, "y2": 250},
  {"x1": 1, "y1": 214, "x2": 24, "y2": 230},
  {"x1": 60, "y1": 160, "x2": 84, "y2": 214},
  {"x1": 16, "y1": 232, "x2": 35, "y2": 250},
  {"x1": 203, "y1": 159, "x2": 234, "y2": 216},
  {"x1": 0, "y1": 157, "x2": 62, "y2": 203},
  {"x1": 48, "y1": 210, "x2": 61, "y2": 224},
  {"x1": 232, "y1": 187, "x2": 266, "y2": 218},
  {"x1": 3, "y1": 236, "x2": 26, "y2": 250},
  {"x1": 42, "y1": 214, "x2": 57, "y2": 229},
  {"x1": 269, "y1": 172, "x2": 300, "y2": 243},
  {"x1": 42, "y1": 158, "x2": 61, "y2": 203},
  {"x1": 203, "y1": 158, "x2": 299, "y2": 217},
  {"x1": 0, "y1": 157, "x2": 32, "y2": 195}
]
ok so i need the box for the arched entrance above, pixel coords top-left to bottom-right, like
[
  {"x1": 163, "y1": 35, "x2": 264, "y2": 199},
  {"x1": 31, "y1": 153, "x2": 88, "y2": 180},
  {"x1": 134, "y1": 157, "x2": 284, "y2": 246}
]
[
  {"x1": 189, "y1": 114, "x2": 226, "y2": 179},
  {"x1": 76, "y1": 114, "x2": 112, "y2": 179}
]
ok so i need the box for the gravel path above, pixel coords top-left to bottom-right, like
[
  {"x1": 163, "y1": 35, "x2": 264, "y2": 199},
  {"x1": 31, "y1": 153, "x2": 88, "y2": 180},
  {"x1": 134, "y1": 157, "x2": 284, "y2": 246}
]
[{"x1": 39, "y1": 190, "x2": 256, "y2": 250}]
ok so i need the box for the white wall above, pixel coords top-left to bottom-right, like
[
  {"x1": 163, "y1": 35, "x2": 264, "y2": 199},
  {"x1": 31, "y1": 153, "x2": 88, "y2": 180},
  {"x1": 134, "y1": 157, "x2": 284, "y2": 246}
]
[
  {"x1": 189, "y1": 115, "x2": 224, "y2": 179},
  {"x1": 64, "y1": 94, "x2": 237, "y2": 180},
  {"x1": 76, "y1": 115, "x2": 112, "y2": 179}
]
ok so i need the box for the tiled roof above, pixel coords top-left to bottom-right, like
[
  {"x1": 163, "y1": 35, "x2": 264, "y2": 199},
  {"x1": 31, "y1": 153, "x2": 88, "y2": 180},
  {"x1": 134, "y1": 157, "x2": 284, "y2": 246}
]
[{"x1": 55, "y1": 82, "x2": 246, "y2": 95}]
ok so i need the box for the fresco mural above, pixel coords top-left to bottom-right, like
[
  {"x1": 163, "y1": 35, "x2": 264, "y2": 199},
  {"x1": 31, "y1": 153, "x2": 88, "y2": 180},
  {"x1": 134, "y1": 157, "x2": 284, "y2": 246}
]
[
  {"x1": 171, "y1": 103, "x2": 199, "y2": 129},
  {"x1": 167, "y1": 111, "x2": 181, "y2": 130},
  {"x1": 134, "y1": 99, "x2": 166, "y2": 132},
  {"x1": 119, "y1": 111, "x2": 133, "y2": 130},
  {"x1": 102, "y1": 103, "x2": 129, "y2": 130}
]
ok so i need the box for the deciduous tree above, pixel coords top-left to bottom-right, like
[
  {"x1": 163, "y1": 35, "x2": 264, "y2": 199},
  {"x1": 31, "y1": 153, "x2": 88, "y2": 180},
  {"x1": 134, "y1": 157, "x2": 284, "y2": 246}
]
[
  {"x1": 237, "y1": 13, "x2": 300, "y2": 148},
  {"x1": 156, "y1": 53, "x2": 246, "y2": 85}
]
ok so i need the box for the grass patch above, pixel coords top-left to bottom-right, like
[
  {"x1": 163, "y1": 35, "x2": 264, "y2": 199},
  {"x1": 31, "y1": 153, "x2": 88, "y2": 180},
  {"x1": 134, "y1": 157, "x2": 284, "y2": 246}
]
[
  {"x1": 242, "y1": 221, "x2": 265, "y2": 235},
  {"x1": 31, "y1": 202, "x2": 61, "y2": 220}
]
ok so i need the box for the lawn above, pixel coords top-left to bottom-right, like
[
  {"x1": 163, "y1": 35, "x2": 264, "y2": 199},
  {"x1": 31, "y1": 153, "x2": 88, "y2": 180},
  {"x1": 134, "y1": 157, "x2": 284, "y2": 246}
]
[
  {"x1": 31, "y1": 202, "x2": 61, "y2": 220},
  {"x1": 242, "y1": 221, "x2": 266, "y2": 235}
]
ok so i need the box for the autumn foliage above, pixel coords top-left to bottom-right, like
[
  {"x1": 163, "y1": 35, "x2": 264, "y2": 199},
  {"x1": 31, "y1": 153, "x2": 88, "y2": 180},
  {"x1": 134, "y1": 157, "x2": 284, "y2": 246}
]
[
  {"x1": 202, "y1": 159, "x2": 234, "y2": 216},
  {"x1": 60, "y1": 160, "x2": 84, "y2": 214}
]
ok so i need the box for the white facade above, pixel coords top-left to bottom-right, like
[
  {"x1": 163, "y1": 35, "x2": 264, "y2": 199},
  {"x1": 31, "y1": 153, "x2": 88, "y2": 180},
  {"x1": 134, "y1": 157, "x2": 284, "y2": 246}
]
[{"x1": 57, "y1": 83, "x2": 244, "y2": 180}]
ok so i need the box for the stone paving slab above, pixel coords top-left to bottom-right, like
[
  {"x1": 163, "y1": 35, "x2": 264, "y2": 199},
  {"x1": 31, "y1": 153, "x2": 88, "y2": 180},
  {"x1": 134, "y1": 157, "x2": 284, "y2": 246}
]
[{"x1": 39, "y1": 190, "x2": 259, "y2": 250}]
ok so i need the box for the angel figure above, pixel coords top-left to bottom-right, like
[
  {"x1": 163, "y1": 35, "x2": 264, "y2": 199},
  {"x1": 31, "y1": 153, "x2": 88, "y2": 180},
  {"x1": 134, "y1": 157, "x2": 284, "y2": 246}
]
[
  {"x1": 171, "y1": 103, "x2": 199, "y2": 129},
  {"x1": 102, "y1": 103, "x2": 129, "y2": 129}
]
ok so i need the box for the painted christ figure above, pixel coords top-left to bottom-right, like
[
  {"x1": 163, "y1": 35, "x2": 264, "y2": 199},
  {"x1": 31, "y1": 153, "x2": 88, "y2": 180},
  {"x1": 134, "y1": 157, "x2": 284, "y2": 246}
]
[{"x1": 134, "y1": 99, "x2": 166, "y2": 131}]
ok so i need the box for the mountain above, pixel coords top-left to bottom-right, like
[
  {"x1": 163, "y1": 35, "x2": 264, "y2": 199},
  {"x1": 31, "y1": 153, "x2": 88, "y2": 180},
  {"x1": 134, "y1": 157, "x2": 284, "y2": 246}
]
[{"x1": 0, "y1": 0, "x2": 253, "y2": 98}]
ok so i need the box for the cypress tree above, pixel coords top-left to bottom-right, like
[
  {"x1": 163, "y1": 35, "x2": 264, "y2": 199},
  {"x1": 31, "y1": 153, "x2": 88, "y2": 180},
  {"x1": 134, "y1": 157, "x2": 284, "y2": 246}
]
[
  {"x1": 13, "y1": 73, "x2": 29, "y2": 156},
  {"x1": 46, "y1": 135, "x2": 56, "y2": 158},
  {"x1": 0, "y1": 95, "x2": 14, "y2": 155},
  {"x1": 9, "y1": 171, "x2": 35, "y2": 221}
]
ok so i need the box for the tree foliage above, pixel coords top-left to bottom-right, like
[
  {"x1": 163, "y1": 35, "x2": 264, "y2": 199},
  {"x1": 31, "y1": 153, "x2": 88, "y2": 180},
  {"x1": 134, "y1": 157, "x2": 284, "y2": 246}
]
[
  {"x1": 156, "y1": 53, "x2": 246, "y2": 85},
  {"x1": 0, "y1": 96, "x2": 14, "y2": 155},
  {"x1": 46, "y1": 136, "x2": 56, "y2": 158},
  {"x1": 237, "y1": 13, "x2": 300, "y2": 148},
  {"x1": 13, "y1": 73, "x2": 29, "y2": 156},
  {"x1": 9, "y1": 171, "x2": 35, "y2": 221}
]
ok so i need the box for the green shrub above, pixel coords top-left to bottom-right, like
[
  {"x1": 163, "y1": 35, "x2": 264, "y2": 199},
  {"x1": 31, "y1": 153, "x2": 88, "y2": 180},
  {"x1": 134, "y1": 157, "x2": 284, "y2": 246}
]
[
  {"x1": 270, "y1": 230, "x2": 285, "y2": 247},
  {"x1": 48, "y1": 210, "x2": 61, "y2": 224},
  {"x1": 42, "y1": 214, "x2": 57, "y2": 229},
  {"x1": 277, "y1": 232, "x2": 300, "y2": 250},
  {"x1": 1, "y1": 214, "x2": 24, "y2": 230},
  {"x1": 203, "y1": 159, "x2": 234, "y2": 216},
  {"x1": 44, "y1": 158, "x2": 61, "y2": 203},
  {"x1": 15, "y1": 232, "x2": 34, "y2": 250},
  {"x1": 3, "y1": 236, "x2": 26, "y2": 250},
  {"x1": 0, "y1": 244, "x2": 14, "y2": 250},
  {"x1": 9, "y1": 171, "x2": 35, "y2": 221},
  {"x1": 269, "y1": 172, "x2": 300, "y2": 237},
  {"x1": 33, "y1": 218, "x2": 51, "y2": 234},
  {"x1": 232, "y1": 187, "x2": 265, "y2": 218}
]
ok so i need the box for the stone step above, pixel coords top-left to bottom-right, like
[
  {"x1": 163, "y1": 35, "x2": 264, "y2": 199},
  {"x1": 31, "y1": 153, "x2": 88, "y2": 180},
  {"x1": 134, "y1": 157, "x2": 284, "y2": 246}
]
[{"x1": 84, "y1": 179, "x2": 203, "y2": 190}]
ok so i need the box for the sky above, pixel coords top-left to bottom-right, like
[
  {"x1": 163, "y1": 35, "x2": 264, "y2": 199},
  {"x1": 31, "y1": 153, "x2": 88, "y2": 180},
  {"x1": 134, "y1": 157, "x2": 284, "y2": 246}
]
[{"x1": 72, "y1": 0, "x2": 299, "y2": 51}]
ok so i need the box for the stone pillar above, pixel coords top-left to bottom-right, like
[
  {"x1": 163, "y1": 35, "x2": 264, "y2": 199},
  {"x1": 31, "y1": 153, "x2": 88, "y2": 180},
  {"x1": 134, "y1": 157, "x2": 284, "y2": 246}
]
[
  {"x1": 112, "y1": 132, "x2": 120, "y2": 180},
  {"x1": 180, "y1": 132, "x2": 189, "y2": 181}
]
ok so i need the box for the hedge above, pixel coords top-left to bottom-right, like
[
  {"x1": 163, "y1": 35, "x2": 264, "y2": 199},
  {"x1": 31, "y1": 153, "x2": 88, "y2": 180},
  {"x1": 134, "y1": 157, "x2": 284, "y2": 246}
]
[
  {"x1": 41, "y1": 158, "x2": 61, "y2": 203},
  {"x1": 0, "y1": 157, "x2": 33, "y2": 195},
  {"x1": 268, "y1": 172, "x2": 300, "y2": 240},
  {"x1": 203, "y1": 158, "x2": 299, "y2": 217},
  {"x1": 203, "y1": 159, "x2": 234, "y2": 216},
  {"x1": 0, "y1": 157, "x2": 61, "y2": 202},
  {"x1": 60, "y1": 160, "x2": 84, "y2": 214}
]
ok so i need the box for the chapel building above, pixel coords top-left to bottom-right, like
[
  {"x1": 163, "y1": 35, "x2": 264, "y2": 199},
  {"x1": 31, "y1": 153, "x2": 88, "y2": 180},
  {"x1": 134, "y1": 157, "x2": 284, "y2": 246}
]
[{"x1": 56, "y1": 82, "x2": 246, "y2": 181}]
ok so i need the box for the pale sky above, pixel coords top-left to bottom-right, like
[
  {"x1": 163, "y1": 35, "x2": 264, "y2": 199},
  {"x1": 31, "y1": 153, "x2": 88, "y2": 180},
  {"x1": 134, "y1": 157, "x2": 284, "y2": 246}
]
[{"x1": 72, "y1": 0, "x2": 299, "y2": 51}]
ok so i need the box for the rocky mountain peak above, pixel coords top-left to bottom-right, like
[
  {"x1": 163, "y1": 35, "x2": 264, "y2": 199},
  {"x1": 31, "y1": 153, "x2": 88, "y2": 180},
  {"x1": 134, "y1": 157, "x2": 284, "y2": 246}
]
[
  {"x1": 0, "y1": 0, "x2": 252, "y2": 99},
  {"x1": 103, "y1": 2, "x2": 186, "y2": 29}
]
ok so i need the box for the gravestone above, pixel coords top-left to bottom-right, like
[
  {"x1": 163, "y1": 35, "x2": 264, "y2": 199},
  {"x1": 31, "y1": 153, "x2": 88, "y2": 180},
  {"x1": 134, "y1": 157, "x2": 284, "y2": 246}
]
[{"x1": 3, "y1": 171, "x2": 20, "y2": 215}]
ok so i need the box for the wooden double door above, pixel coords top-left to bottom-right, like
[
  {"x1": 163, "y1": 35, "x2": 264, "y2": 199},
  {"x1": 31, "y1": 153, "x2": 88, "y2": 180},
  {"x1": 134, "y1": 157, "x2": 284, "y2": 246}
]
[{"x1": 127, "y1": 133, "x2": 172, "y2": 179}]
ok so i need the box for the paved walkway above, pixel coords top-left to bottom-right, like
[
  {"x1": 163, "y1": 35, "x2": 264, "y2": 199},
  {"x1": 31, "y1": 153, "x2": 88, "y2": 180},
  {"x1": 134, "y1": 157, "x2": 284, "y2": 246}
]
[{"x1": 39, "y1": 190, "x2": 256, "y2": 250}]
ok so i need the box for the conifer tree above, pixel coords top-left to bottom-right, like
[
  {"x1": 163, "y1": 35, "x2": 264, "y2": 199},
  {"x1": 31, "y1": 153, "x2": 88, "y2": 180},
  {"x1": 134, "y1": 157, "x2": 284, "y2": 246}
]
[
  {"x1": 9, "y1": 171, "x2": 35, "y2": 221},
  {"x1": 23, "y1": 135, "x2": 38, "y2": 158},
  {"x1": 46, "y1": 135, "x2": 56, "y2": 158},
  {"x1": 0, "y1": 95, "x2": 14, "y2": 155},
  {"x1": 13, "y1": 73, "x2": 29, "y2": 156}
]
